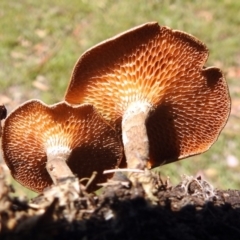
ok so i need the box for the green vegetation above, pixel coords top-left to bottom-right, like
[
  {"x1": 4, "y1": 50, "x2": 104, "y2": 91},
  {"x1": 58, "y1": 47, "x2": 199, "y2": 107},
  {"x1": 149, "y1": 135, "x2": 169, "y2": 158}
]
[{"x1": 0, "y1": 0, "x2": 239, "y2": 197}]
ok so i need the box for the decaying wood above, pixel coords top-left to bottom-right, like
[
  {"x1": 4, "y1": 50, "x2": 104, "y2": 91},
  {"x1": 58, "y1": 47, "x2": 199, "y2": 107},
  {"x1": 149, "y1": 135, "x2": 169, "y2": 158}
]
[{"x1": 1, "y1": 164, "x2": 240, "y2": 239}]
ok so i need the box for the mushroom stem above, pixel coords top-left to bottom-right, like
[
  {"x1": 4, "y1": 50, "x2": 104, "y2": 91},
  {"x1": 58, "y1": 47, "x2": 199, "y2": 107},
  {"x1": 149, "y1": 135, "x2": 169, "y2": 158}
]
[
  {"x1": 46, "y1": 147, "x2": 75, "y2": 184},
  {"x1": 122, "y1": 101, "x2": 152, "y2": 170}
]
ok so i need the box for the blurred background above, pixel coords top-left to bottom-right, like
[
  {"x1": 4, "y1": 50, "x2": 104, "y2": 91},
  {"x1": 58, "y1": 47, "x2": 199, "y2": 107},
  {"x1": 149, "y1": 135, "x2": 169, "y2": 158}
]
[{"x1": 0, "y1": 0, "x2": 239, "y2": 197}]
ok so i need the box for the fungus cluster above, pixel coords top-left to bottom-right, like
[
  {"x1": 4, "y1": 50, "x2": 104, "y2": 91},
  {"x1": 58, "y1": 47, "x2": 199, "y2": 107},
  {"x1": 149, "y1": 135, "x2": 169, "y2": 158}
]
[{"x1": 1, "y1": 22, "x2": 230, "y2": 193}]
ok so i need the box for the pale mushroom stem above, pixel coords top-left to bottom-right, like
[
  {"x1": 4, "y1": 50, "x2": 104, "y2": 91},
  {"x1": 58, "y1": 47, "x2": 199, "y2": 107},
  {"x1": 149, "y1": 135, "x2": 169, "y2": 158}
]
[
  {"x1": 122, "y1": 101, "x2": 152, "y2": 170},
  {"x1": 46, "y1": 147, "x2": 75, "y2": 184}
]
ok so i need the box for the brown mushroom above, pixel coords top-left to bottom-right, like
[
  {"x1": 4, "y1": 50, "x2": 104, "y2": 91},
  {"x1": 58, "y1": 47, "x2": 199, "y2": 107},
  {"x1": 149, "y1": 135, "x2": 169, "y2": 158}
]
[
  {"x1": 64, "y1": 22, "x2": 230, "y2": 171},
  {"x1": 1, "y1": 100, "x2": 123, "y2": 192},
  {"x1": 0, "y1": 105, "x2": 7, "y2": 137}
]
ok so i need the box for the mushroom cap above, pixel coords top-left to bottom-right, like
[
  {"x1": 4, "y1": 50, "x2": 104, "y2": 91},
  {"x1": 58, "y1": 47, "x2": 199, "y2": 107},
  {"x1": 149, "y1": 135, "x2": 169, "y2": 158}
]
[
  {"x1": 64, "y1": 22, "x2": 230, "y2": 167},
  {"x1": 2, "y1": 100, "x2": 123, "y2": 192}
]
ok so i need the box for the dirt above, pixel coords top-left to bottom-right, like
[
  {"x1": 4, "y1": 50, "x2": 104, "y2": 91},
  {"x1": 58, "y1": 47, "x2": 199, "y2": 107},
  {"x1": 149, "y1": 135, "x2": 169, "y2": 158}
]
[{"x1": 0, "y1": 166, "x2": 240, "y2": 240}]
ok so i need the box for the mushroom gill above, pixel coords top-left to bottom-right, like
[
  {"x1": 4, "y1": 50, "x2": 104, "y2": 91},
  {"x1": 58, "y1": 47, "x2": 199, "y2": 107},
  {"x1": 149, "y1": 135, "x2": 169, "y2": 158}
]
[
  {"x1": 64, "y1": 22, "x2": 230, "y2": 170},
  {"x1": 2, "y1": 100, "x2": 123, "y2": 192}
]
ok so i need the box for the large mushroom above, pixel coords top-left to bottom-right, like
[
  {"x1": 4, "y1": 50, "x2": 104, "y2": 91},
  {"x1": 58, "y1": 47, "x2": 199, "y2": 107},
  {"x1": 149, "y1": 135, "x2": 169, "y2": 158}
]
[
  {"x1": 64, "y1": 22, "x2": 230, "y2": 171},
  {"x1": 1, "y1": 100, "x2": 123, "y2": 192}
]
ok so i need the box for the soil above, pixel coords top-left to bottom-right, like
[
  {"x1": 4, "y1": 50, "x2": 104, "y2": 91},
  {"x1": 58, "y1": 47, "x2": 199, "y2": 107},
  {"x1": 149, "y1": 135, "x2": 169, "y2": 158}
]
[{"x1": 0, "y1": 167, "x2": 240, "y2": 240}]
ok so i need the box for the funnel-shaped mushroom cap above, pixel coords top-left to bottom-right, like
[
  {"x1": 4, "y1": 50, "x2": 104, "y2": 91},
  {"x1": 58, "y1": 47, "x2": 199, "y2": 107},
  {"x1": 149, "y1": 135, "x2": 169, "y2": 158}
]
[
  {"x1": 65, "y1": 22, "x2": 230, "y2": 167},
  {"x1": 2, "y1": 100, "x2": 123, "y2": 192}
]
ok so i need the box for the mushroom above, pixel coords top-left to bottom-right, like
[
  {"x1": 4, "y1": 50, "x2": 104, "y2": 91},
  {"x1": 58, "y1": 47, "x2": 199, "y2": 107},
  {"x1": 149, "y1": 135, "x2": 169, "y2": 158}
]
[
  {"x1": 64, "y1": 22, "x2": 230, "y2": 171},
  {"x1": 0, "y1": 105, "x2": 7, "y2": 137},
  {"x1": 1, "y1": 100, "x2": 123, "y2": 192}
]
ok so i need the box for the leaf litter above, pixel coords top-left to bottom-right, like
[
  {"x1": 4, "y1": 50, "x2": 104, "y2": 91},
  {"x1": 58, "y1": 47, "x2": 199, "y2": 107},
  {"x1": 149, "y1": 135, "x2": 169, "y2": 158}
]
[{"x1": 1, "y1": 164, "x2": 240, "y2": 240}]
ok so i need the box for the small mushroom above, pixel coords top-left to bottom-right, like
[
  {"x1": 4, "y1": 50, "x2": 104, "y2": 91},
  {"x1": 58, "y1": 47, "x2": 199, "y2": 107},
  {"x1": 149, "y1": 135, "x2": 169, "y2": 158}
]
[
  {"x1": 0, "y1": 105, "x2": 7, "y2": 137},
  {"x1": 1, "y1": 100, "x2": 123, "y2": 192},
  {"x1": 64, "y1": 22, "x2": 230, "y2": 170}
]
